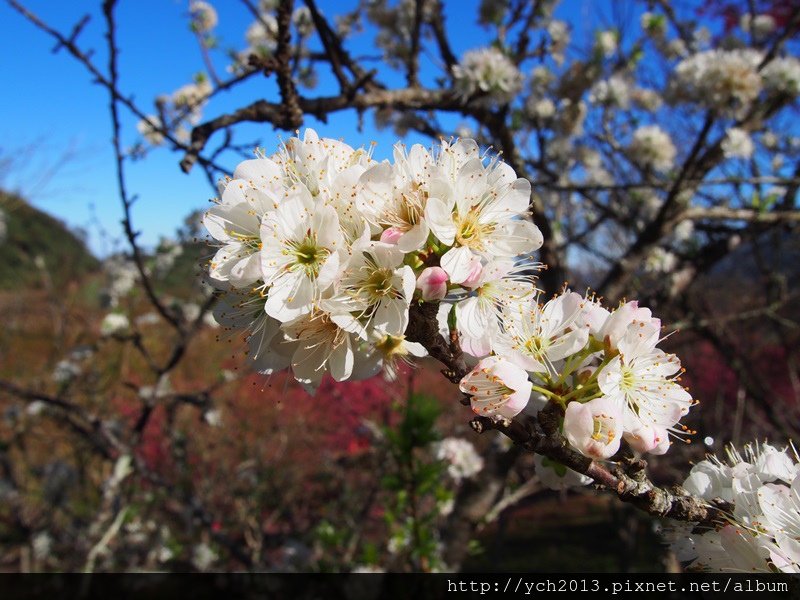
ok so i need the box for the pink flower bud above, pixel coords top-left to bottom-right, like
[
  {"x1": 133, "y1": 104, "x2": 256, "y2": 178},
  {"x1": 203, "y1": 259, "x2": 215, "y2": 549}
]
[
  {"x1": 460, "y1": 356, "x2": 531, "y2": 420},
  {"x1": 460, "y1": 257, "x2": 484, "y2": 289},
  {"x1": 563, "y1": 397, "x2": 623, "y2": 459},
  {"x1": 623, "y1": 424, "x2": 670, "y2": 455},
  {"x1": 380, "y1": 227, "x2": 403, "y2": 244},
  {"x1": 416, "y1": 266, "x2": 448, "y2": 301}
]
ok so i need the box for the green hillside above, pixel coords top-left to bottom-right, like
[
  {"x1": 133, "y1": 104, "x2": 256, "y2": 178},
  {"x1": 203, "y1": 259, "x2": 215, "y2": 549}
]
[{"x1": 0, "y1": 191, "x2": 99, "y2": 290}]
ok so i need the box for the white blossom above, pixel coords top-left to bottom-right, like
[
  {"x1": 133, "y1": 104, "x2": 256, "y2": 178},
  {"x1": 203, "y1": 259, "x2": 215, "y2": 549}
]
[
  {"x1": 282, "y1": 301, "x2": 367, "y2": 393},
  {"x1": 245, "y1": 13, "x2": 278, "y2": 53},
  {"x1": 434, "y1": 437, "x2": 484, "y2": 482},
  {"x1": 598, "y1": 322, "x2": 692, "y2": 438},
  {"x1": 629, "y1": 125, "x2": 676, "y2": 171},
  {"x1": 459, "y1": 355, "x2": 532, "y2": 420},
  {"x1": 527, "y1": 97, "x2": 556, "y2": 119},
  {"x1": 337, "y1": 242, "x2": 415, "y2": 335},
  {"x1": 671, "y1": 49, "x2": 763, "y2": 114},
  {"x1": 189, "y1": 1, "x2": 218, "y2": 33},
  {"x1": 100, "y1": 312, "x2": 130, "y2": 336},
  {"x1": 721, "y1": 127, "x2": 755, "y2": 159},
  {"x1": 670, "y1": 443, "x2": 800, "y2": 572},
  {"x1": 494, "y1": 291, "x2": 589, "y2": 377},
  {"x1": 136, "y1": 115, "x2": 165, "y2": 145},
  {"x1": 631, "y1": 87, "x2": 662, "y2": 111},
  {"x1": 644, "y1": 247, "x2": 678, "y2": 273},
  {"x1": 191, "y1": 543, "x2": 218, "y2": 571},
  {"x1": 455, "y1": 258, "x2": 538, "y2": 358},
  {"x1": 563, "y1": 396, "x2": 623, "y2": 459},
  {"x1": 741, "y1": 13, "x2": 776, "y2": 37},
  {"x1": 52, "y1": 360, "x2": 81, "y2": 384},
  {"x1": 762, "y1": 57, "x2": 800, "y2": 96},
  {"x1": 452, "y1": 47, "x2": 524, "y2": 104},
  {"x1": 595, "y1": 30, "x2": 617, "y2": 58},
  {"x1": 424, "y1": 147, "x2": 542, "y2": 283},
  {"x1": 589, "y1": 75, "x2": 631, "y2": 108},
  {"x1": 640, "y1": 12, "x2": 665, "y2": 36}
]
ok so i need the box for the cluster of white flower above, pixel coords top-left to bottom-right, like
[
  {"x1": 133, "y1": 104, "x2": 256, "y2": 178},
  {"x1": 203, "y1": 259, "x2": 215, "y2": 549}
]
[
  {"x1": 640, "y1": 12, "x2": 666, "y2": 37},
  {"x1": 527, "y1": 97, "x2": 556, "y2": 120},
  {"x1": 152, "y1": 240, "x2": 184, "y2": 276},
  {"x1": 203, "y1": 130, "x2": 543, "y2": 392},
  {"x1": 100, "y1": 312, "x2": 130, "y2": 337},
  {"x1": 589, "y1": 75, "x2": 631, "y2": 109},
  {"x1": 671, "y1": 49, "x2": 764, "y2": 114},
  {"x1": 740, "y1": 13, "x2": 776, "y2": 37},
  {"x1": 189, "y1": 0, "x2": 218, "y2": 33},
  {"x1": 630, "y1": 87, "x2": 662, "y2": 112},
  {"x1": 52, "y1": 359, "x2": 82, "y2": 385},
  {"x1": 762, "y1": 56, "x2": 800, "y2": 96},
  {"x1": 434, "y1": 437, "x2": 484, "y2": 482},
  {"x1": 644, "y1": 246, "x2": 678, "y2": 274},
  {"x1": 595, "y1": 30, "x2": 617, "y2": 58},
  {"x1": 547, "y1": 20, "x2": 569, "y2": 64},
  {"x1": 721, "y1": 127, "x2": 755, "y2": 159},
  {"x1": 103, "y1": 255, "x2": 139, "y2": 306},
  {"x1": 459, "y1": 295, "x2": 695, "y2": 461},
  {"x1": 668, "y1": 443, "x2": 800, "y2": 572},
  {"x1": 452, "y1": 47, "x2": 524, "y2": 104},
  {"x1": 629, "y1": 125, "x2": 677, "y2": 172},
  {"x1": 137, "y1": 77, "x2": 212, "y2": 146}
]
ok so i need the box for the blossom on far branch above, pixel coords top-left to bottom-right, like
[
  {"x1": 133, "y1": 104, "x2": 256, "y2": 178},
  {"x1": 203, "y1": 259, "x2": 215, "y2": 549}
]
[
  {"x1": 452, "y1": 47, "x2": 524, "y2": 105},
  {"x1": 629, "y1": 125, "x2": 676, "y2": 172},
  {"x1": 189, "y1": 1, "x2": 218, "y2": 34}
]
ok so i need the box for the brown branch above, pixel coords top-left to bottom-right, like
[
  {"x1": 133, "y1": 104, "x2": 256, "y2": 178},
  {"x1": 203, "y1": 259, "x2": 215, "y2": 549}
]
[
  {"x1": 468, "y1": 411, "x2": 728, "y2": 526},
  {"x1": 101, "y1": 0, "x2": 184, "y2": 333},
  {"x1": 684, "y1": 206, "x2": 800, "y2": 223},
  {"x1": 274, "y1": 0, "x2": 304, "y2": 129},
  {"x1": 406, "y1": 0, "x2": 424, "y2": 87},
  {"x1": 429, "y1": 0, "x2": 457, "y2": 72}
]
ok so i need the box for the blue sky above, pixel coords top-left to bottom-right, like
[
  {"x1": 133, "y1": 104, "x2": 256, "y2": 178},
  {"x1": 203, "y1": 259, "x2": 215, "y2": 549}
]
[{"x1": 0, "y1": 0, "x2": 640, "y2": 256}]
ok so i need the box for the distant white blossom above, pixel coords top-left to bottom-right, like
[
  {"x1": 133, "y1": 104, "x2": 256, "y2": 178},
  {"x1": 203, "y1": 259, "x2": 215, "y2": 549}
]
[
  {"x1": 631, "y1": 88, "x2": 662, "y2": 111},
  {"x1": 246, "y1": 13, "x2": 278, "y2": 53},
  {"x1": 740, "y1": 13, "x2": 776, "y2": 37},
  {"x1": 434, "y1": 437, "x2": 484, "y2": 482},
  {"x1": 721, "y1": 127, "x2": 755, "y2": 159},
  {"x1": 527, "y1": 97, "x2": 556, "y2": 119},
  {"x1": 644, "y1": 246, "x2": 678, "y2": 273},
  {"x1": 672, "y1": 49, "x2": 763, "y2": 114},
  {"x1": 629, "y1": 125, "x2": 676, "y2": 171},
  {"x1": 192, "y1": 543, "x2": 218, "y2": 571},
  {"x1": 589, "y1": 75, "x2": 631, "y2": 108},
  {"x1": 100, "y1": 313, "x2": 130, "y2": 337},
  {"x1": 640, "y1": 12, "x2": 666, "y2": 36},
  {"x1": 595, "y1": 30, "x2": 617, "y2": 57},
  {"x1": 189, "y1": 1, "x2": 218, "y2": 33},
  {"x1": 762, "y1": 57, "x2": 800, "y2": 96},
  {"x1": 452, "y1": 47, "x2": 524, "y2": 104},
  {"x1": 136, "y1": 115, "x2": 165, "y2": 146},
  {"x1": 52, "y1": 360, "x2": 81, "y2": 384}
]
